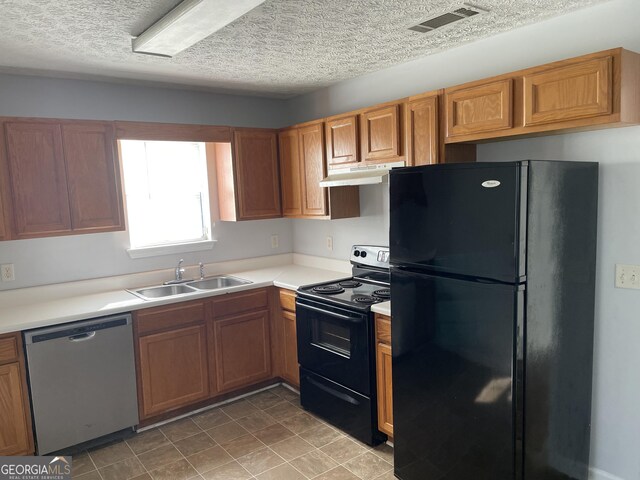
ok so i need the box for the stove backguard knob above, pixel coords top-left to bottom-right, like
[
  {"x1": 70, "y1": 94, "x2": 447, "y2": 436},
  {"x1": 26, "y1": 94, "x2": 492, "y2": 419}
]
[
  {"x1": 354, "y1": 250, "x2": 361, "y2": 257},
  {"x1": 360, "y1": 251, "x2": 367, "y2": 258}
]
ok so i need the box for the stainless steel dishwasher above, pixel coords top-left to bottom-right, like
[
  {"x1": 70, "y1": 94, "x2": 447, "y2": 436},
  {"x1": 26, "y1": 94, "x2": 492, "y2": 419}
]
[{"x1": 24, "y1": 313, "x2": 139, "y2": 454}]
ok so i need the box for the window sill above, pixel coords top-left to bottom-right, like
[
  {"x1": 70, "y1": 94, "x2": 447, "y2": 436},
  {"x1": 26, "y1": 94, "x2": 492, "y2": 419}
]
[{"x1": 127, "y1": 240, "x2": 216, "y2": 259}]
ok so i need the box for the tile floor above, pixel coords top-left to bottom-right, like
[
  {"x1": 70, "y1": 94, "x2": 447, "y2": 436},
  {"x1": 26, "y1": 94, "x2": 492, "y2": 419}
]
[{"x1": 72, "y1": 385, "x2": 394, "y2": 480}]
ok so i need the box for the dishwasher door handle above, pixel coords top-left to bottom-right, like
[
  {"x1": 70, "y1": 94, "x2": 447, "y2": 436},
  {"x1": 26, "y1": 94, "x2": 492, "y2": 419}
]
[{"x1": 69, "y1": 331, "x2": 96, "y2": 342}]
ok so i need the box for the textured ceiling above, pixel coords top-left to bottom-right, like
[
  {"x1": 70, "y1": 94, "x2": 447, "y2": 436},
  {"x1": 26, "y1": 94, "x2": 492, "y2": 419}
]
[{"x1": 0, "y1": 0, "x2": 608, "y2": 98}]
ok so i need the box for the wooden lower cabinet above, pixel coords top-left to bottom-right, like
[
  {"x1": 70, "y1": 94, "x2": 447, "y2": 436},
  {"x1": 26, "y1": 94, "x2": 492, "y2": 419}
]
[
  {"x1": 137, "y1": 324, "x2": 210, "y2": 419},
  {"x1": 277, "y1": 289, "x2": 299, "y2": 387},
  {"x1": 212, "y1": 310, "x2": 272, "y2": 393},
  {"x1": 375, "y1": 314, "x2": 393, "y2": 437},
  {"x1": 134, "y1": 301, "x2": 211, "y2": 420},
  {"x1": 0, "y1": 333, "x2": 34, "y2": 456},
  {"x1": 134, "y1": 290, "x2": 276, "y2": 421}
]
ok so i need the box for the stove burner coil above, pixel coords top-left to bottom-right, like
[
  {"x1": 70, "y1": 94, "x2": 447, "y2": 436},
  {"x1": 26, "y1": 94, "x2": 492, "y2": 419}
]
[
  {"x1": 312, "y1": 284, "x2": 345, "y2": 294},
  {"x1": 373, "y1": 288, "x2": 391, "y2": 299},
  {"x1": 353, "y1": 295, "x2": 378, "y2": 304},
  {"x1": 339, "y1": 280, "x2": 363, "y2": 288}
]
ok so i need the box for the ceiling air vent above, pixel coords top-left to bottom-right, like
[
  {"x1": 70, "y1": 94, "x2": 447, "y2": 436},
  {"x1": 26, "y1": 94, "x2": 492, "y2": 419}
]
[{"x1": 409, "y1": 4, "x2": 488, "y2": 33}]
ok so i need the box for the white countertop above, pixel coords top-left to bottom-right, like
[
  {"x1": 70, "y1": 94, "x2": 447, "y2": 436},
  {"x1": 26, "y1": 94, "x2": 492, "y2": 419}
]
[
  {"x1": 0, "y1": 257, "x2": 351, "y2": 335},
  {"x1": 372, "y1": 301, "x2": 391, "y2": 317}
]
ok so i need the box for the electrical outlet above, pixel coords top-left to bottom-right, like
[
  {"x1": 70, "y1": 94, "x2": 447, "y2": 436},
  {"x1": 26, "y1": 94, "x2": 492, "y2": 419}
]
[
  {"x1": 271, "y1": 234, "x2": 279, "y2": 249},
  {"x1": 615, "y1": 264, "x2": 640, "y2": 289},
  {"x1": 326, "y1": 236, "x2": 333, "y2": 251},
  {"x1": 1, "y1": 264, "x2": 15, "y2": 282}
]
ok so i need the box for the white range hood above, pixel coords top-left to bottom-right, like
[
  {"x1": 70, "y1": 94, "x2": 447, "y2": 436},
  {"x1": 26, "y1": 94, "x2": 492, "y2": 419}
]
[{"x1": 319, "y1": 161, "x2": 405, "y2": 187}]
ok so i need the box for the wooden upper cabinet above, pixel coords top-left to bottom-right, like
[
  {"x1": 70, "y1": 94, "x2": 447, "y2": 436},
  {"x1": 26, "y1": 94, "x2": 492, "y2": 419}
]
[
  {"x1": 0, "y1": 192, "x2": 7, "y2": 240},
  {"x1": 444, "y1": 48, "x2": 639, "y2": 142},
  {"x1": 325, "y1": 115, "x2": 359, "y2": 169},
  {"x1": 4, "y1": 122, "x2": 72, "y2": 238},
  {"x1": 2, "y1": 119, "x2": 125, "y2": 240},
  {"x1": 217, "y1": 128, "x2": 282, "y2": 221},
  {"x1": 62, "y1": 123, "x2": 124, "y2": 232},
  {"x1": 523, "y1": 55, "x2": 613, "y2": 127},
  {"x1": 445, "y1": 79, "x2": 513, "y2": 138},
  {"x1": 360, "y1": 104, "x2": 401, "y2": 163},
  {"x1": 299, "y1": 122, "x2": 328, "y2": 216},
  {"x1": 278, "y1": 129, "x2": 303, "y2": 217},
  {"x1": 406, "y1": 95, "x2": 439, "y2": 166}
]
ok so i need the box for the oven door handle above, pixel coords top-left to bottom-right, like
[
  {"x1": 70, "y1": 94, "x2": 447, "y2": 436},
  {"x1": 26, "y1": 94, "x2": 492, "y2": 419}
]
[
  {"x1": 298, "y1": 304, "x2": 365, "y2": 324},
  {"x1": 307, "y1": 376, "x2": 361, "y2": 406}
]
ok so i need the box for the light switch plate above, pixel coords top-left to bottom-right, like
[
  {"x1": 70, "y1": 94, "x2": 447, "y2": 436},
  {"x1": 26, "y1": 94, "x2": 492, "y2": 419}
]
[
  {"x1": 1, "y1": 264, "x2": 15, "y2": 282},
  {"x1": 271, "y1": 235, "x2": 279, "y2": 249},
  {"x1": 615, "y1": 264, "x2": 640, "y2": 289}
]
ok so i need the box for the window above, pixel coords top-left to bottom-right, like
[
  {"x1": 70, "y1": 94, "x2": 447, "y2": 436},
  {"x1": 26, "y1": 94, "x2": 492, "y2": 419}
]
[{"x1": 120, "y1": 140, "x2": 212, "y2": 253}]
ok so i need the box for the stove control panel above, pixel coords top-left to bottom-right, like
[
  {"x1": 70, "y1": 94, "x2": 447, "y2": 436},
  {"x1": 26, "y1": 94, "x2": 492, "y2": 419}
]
[{"x1": 351, "y1": 245, "x2": 390, "y2": 269}]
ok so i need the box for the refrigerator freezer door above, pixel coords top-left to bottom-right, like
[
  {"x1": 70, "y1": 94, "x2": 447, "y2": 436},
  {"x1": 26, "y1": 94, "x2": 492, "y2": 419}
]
[
  {"x1": 391, "y1": 268, "x2": 523, "y2": 480},
  {"x1": 390, "y1": 163, "x2": 527, "y2": 283}
]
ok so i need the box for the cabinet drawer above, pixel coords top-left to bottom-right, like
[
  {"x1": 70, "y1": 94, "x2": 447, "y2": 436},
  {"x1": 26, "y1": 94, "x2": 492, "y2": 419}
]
[
  {"x1": 211, "y1": 288, "x2": 269, "y2": 318},
  {"x1": 0, "y1": 335, "x2": 19, "y2": 364},
  {"x1": 135, "y1": 300, "x2": 205, "y2": 336},
  {"x1": 279, "y1": 289, "x2": 296, "y2": 312},
  {"x1": 375, "y1": 314, "x2": 391, "y2": 345}
]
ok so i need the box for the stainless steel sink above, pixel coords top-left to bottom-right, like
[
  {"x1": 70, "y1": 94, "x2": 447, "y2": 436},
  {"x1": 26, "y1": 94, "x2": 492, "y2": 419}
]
[
  {"x1": 187, "y1": 275, "x2": 252, "y2": 290},
  {"x1": 128, "y1": 284, "x2": 197, "y2": 301}
]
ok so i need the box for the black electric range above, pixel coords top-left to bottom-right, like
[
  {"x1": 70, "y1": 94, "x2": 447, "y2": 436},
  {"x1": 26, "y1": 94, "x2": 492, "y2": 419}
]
[{"x1": 296, "y1": 245, "x2": 390, "y2": 445}]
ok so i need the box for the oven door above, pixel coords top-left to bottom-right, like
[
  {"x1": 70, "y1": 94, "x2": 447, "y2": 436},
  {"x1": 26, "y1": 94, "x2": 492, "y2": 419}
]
[{"x1": 296, "y1": 297, "x2": 372, "y2": 395}]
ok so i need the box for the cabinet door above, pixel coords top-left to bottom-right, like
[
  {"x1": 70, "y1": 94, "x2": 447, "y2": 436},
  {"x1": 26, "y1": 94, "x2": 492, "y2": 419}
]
[
  {"x1": 0, "y1": 362, "x2": 32, "y2": 455},
  {"x1": 0, "y1": 192, "x2": 6, "y2": 240},
  {"x1": 325, "y1": 115, "x2": 359, "y2": 168},
  {"x1": 278, "y1": 129, "x2": 303, "y2": 217},
  {"x1": 138, "y1": 325, "x2": 210, "y2": 418},
  {"x1": 376, "y1": 342, "x2": 393, "y2": 437},
  {"x1": 5, "y1": 122, "x2": 72, "y2": 237},
  {"x1": 406, "y1": 96, "x2": 439, "y2": 166},
  {"x1": 360, "y1": 105, "x2": 401, "y2": 162},
  {"x1": 234, "y1": 129, "x2": 282, "y2": 220},
  {"x1": 213, "y1": 310, "x2": 272, "y2": 393},
  {"x1": 299, "y1": 122, "x2": 328, "y2": 216},
  {"x1": 523, "y1": 56, "x2": 613, "y2": 127},
  {"x1": 62, "y1": 123, "x2": 124, "y2": 232},
  {"x1": 281, "y1": 310, "x2": 300, "y2": 387},
  {"x1": 445, "y1": 79, "x2": 513, "y2": 138}
]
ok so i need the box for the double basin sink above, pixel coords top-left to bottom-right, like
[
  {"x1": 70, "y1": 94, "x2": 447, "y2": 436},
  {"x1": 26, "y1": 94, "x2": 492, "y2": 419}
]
[{"x1": 128, "y1": 275, "x2": 252, "y2": 301}]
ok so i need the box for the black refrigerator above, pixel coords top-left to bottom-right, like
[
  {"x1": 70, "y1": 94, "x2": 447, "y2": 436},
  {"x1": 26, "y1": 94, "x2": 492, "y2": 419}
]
[{"x1": 389, "y1": 161, "x2": 598, "y2": 480}]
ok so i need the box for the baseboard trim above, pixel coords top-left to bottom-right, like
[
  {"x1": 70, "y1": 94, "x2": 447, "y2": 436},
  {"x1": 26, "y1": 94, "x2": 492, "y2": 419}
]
[{"x1": 589, "y1": 467, "x2": 625, "y2": 480}]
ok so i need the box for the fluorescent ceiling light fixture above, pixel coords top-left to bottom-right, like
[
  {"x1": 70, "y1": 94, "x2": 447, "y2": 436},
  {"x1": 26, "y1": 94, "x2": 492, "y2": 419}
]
[{"x1": 133, "y1": 0, "x2": 266, "y2": 57}]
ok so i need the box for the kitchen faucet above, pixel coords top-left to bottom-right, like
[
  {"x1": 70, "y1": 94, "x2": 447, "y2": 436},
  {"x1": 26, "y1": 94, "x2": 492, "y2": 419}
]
[{"x1": 175, "y1": 259, "x2": 185, "y2": 282}]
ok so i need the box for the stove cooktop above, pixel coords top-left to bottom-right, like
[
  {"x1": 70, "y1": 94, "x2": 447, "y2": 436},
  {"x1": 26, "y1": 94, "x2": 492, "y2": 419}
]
[{"x1": 299, "y1": 278, "x2": 390, "y2": 311}]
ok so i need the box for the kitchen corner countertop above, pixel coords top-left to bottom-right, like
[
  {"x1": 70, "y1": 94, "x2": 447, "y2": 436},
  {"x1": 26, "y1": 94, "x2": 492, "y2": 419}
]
[
  {"x1": 372, "y1": 301, "x2": 391, "y2": 317},
  {"x1": 0, "y1": 264, "x2": 350, "y2": 335}
]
